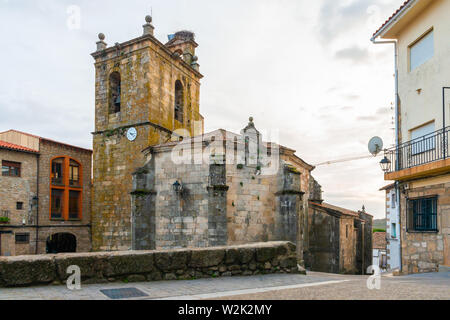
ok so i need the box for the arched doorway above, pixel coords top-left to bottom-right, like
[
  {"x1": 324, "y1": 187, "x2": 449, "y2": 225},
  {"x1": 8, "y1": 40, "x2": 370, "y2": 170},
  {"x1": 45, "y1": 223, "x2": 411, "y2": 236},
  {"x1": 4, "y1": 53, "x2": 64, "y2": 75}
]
[{"x1": 46, "y1": 233, "x2": 77, "y2": 253}]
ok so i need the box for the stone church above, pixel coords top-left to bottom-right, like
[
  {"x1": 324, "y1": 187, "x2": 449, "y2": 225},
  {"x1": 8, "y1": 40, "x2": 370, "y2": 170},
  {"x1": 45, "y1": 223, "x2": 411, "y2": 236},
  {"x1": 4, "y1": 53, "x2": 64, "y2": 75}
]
[{"x1": 91, "y1": 16, "x2": 372, "y2": 273}]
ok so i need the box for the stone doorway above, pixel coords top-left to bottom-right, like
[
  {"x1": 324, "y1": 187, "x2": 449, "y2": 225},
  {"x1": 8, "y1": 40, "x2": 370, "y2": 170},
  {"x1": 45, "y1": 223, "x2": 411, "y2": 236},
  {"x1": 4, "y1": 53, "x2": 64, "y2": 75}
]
[{"x1": 46, "y1": 233, "x2": 77, "y2": 253}]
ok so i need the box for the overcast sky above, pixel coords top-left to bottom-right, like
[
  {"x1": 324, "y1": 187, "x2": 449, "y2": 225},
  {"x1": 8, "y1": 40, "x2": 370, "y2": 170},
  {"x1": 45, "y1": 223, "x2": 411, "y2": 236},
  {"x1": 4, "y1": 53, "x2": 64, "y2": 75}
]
[{"x1": 0, "y1": 0, "x2": 406, "y2": 219}]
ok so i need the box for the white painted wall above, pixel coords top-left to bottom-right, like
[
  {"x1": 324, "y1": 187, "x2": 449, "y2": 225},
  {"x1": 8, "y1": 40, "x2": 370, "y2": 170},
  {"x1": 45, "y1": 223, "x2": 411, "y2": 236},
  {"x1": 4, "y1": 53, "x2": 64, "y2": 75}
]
[
  {"x1": 386, "y1": 188, "x2": 401, "y2": 271},
  {"x1": 395, "y1": 0, "x2": 450, "y2": 141}
]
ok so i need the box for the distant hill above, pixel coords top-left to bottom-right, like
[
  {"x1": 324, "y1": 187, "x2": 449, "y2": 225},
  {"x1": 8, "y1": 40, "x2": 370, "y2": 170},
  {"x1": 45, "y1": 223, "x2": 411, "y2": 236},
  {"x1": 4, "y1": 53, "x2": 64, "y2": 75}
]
[{"x1": 373, "y1": 219, "x2": 386, "y2": 231}]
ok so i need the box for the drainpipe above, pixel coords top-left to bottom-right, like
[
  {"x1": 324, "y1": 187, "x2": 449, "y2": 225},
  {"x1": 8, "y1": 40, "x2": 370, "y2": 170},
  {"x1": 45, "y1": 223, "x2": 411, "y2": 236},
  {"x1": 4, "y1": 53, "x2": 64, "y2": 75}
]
[
  {"x1": 361, "y1": 220, "x2": 365, "y2": 275},
  {"x1": 35, "y1": 153, "x2": 40, "y2": 254},
  {"x1": 443, "y1": 87, "x2": 450, "y2": 159},
  {"x1": 370, "y1": 38, "x2": 402, "y2": 272}
]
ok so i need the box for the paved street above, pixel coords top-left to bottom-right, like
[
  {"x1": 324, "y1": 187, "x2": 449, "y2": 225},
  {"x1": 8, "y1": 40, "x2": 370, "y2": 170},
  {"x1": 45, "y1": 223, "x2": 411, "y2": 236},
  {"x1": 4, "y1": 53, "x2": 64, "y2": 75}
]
[
  {"x1": 0, "y1": 271, "x2": 448, "y2": 300},
  {"x1": 216, "y1": 271, "x2": 450, "y2": 300}
]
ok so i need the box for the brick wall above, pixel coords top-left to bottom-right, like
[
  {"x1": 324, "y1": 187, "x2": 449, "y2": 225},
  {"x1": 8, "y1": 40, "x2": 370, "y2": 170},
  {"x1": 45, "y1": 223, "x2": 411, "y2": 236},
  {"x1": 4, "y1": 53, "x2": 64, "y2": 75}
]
[
  {"x1": 0, "y1": 149, "x2": 38, "y2": 256},
  {"x1": 36, "y1": 140, "x2": 92, "y2": 254}
]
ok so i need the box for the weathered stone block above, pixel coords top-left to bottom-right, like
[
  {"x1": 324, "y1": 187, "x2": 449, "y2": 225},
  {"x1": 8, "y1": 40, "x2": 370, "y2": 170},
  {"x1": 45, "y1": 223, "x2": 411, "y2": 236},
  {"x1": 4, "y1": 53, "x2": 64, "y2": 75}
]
[
  {"x1": 279, "y1": 257, "x2": 297, "y2": 269},
  {"x1": 256, "y1": 246, "x2": 276, "y2": 262},
  {"x1": 0, "y1": 256, "x2": 56, "y2": 287},
  {"x1": 154, "y1": 250, "x2": 190, "y2": 270},
  {"x1": 225, "y1": 248, "x2": 239, "y2": 264},
  {"x1": 190, "y1": 248, "x2": 225, "y2": 267},
  {"x1": 104, "y1": 251, "x2": 154, "y2": 277},
  {"x1": 238, "y1": 247, "x2": 255, "y2": 264},
  {"x1": 55, "y1": 253, "x2": 108, "y2": 281}
]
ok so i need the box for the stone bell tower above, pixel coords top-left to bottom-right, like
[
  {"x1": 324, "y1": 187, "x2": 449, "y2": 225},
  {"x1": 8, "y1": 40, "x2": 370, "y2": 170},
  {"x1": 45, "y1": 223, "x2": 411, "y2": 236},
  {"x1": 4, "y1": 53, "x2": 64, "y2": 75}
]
[{"x1": 91, "y1": 15, "x2": 204, "y2": 251}]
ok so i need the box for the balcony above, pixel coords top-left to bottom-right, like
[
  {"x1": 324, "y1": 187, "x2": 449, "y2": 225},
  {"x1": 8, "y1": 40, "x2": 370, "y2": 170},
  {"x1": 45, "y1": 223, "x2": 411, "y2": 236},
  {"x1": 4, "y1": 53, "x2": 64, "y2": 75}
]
[{"x1": 383, "y1": 126, "x2": 449, "y2": 181}]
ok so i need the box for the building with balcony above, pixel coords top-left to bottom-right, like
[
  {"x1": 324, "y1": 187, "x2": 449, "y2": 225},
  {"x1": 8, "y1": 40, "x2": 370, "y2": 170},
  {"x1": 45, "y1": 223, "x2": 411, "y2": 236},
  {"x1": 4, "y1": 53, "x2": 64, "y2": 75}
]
[
  {"x1": 0, "y1": 130, "x2": 92, "y2": 256},
  {"x1": 372, "y1": 0, "x2": 450, "y2": 274}
]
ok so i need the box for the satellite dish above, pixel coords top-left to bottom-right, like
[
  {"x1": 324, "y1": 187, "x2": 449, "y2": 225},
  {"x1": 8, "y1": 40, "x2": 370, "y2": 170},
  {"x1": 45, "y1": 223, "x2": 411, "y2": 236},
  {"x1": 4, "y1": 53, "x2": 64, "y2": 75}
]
[{"x1": 368, "y1": 137, "x2": 383, "y2": 156}]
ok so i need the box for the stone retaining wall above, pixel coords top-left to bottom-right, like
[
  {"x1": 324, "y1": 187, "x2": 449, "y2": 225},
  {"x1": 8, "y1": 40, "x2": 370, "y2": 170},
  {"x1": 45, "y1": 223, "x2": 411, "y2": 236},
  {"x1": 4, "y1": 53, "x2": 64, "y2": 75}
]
[{"x1": 0, "y1": 241, "x2": 300, "y2": 288}]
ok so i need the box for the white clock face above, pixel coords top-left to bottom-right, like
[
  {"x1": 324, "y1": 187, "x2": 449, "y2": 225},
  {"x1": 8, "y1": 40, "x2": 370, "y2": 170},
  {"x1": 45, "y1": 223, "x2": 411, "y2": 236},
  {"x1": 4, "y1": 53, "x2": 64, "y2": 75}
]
[{"x1": 126, "y1": 127, "x2": 137, "y2": 141}]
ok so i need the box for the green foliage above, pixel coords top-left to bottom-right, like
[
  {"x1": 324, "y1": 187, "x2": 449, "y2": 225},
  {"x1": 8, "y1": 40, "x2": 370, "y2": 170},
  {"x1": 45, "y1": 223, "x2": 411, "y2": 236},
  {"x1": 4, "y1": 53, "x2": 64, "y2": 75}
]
[
  {"x1": 285, "y1": 165, "x2": 300, "y2": 174},
  {"x1": 237, "y1": 164, "x2": 244, "y2": 170},
  {"x1": 0, "y1": 217, "x2": 10, "y2": 223},
  {"x1": 240, "y1": 182, "x2": 244, "y2": 187},
  {"x1": 373, "y1": 228, "x2": 386, "y2": 233}
]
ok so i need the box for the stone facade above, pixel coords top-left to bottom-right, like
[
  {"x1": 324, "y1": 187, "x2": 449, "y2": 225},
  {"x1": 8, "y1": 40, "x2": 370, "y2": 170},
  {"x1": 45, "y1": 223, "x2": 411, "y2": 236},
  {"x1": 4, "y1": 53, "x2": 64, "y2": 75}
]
[
  {"x1": 0, "y1": 241, "x2": 300, "y2": 288},
  {"x1": 0, "y1": 148, "x2": 38, "y2": 256},
  {"x1": 306, "y1": 198, "x2": 373, "y2": 275},
  {"x1": 400, "y1": 177, "x2": 450, "y2": 274},
  {"x1": 90, "y1": 18, "x2": 373, "y2": 277},
  {"x1": 130, "y1": 124, "x2": 312, "y2": 254},
  {"x1": 0, "y1": 131, "x2": 92, "y2": 256},
  {"x1": 91, "y1": 22, "x2": 203, "y2": 252}
]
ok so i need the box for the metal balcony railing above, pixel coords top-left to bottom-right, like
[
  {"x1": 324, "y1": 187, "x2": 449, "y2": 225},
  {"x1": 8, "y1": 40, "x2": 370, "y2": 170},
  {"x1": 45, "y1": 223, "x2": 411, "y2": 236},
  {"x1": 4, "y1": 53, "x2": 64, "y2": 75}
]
[{"x1": 384, "y1": 126, "x2": 449, "y2": 173}]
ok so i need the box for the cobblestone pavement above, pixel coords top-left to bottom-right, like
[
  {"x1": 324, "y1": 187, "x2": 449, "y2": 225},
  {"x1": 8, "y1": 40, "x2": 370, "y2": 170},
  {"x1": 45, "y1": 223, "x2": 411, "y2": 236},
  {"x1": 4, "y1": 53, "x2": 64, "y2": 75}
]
[
  {"x1": 0, "y1": 271, "x2": 448, "y2": 300},
  {"x1": 0, "y1": 273, "x2": 343, "y2": 300},
  {"x1": 214, "y1": 271, "x2": 450, "y2": 300}
]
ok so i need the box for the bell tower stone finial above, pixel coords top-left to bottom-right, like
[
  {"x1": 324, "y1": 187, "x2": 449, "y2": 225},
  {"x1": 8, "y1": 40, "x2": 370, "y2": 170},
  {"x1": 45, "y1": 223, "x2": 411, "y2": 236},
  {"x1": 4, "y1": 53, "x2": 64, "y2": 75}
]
[
  {"x1": 96, "y1": 33, "x2": 107, "y2": 51},
  {"x1": 143, "y1": 15, "x2": 155, "y2": 36}
]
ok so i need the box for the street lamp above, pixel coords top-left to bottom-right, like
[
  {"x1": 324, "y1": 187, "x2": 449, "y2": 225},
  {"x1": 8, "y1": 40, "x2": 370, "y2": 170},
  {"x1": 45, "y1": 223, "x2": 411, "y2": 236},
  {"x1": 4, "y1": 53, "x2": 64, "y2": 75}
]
[
  {"x1": 379, "y1": 156, "x2": 391, "y2": 173},
  {"x1": 172, "y1": 180, "x2": 183, "y2": 194}
]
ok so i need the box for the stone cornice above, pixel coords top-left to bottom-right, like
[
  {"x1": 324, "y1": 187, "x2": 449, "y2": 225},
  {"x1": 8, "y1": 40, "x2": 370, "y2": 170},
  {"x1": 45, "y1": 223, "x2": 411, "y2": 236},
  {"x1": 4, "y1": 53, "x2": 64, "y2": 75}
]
[{"x1": 91, "y1": 34, "x2": 203, "y2": 79}]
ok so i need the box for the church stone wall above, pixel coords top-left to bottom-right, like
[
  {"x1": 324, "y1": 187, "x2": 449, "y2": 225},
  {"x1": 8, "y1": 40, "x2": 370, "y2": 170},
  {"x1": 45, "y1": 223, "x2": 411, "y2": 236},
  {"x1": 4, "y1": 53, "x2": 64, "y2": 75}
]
[
  {"x1": 226, "y1": 164, "x2": 277, "y2": 244},
  {"x1": 153, "y1": 150, "x2": 211, "y2": 249}
]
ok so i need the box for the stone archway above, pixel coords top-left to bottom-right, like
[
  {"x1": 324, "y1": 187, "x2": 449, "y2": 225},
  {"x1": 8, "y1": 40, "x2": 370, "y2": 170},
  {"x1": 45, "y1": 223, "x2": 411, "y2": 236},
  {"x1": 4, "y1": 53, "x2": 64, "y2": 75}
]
[{"x1": 46, "y1": 233, "x2": 77, "y2": 254}]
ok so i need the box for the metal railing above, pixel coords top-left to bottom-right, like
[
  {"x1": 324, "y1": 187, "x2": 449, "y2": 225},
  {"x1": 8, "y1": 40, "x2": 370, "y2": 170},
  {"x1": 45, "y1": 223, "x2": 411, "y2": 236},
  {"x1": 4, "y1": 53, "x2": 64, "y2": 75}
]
[{"x1": 384, "y1": 126, "x2": 449, "y2": 173}]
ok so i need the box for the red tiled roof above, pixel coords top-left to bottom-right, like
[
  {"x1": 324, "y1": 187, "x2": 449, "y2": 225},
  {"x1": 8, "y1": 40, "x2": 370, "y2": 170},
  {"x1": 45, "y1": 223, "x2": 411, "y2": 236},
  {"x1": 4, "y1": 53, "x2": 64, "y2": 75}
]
[
  {"x1": 373, "y1": 232, "x2": 387, "y2": 249},
  {"x1": 0, "y1": 140, "x2": 38, "y2": 153},
  {"x1": 372, "y1": 0, "x2": 413, "y2": 38},
  {"x1": 0, "y1": 129, "x2": 92, "y2": 153}
]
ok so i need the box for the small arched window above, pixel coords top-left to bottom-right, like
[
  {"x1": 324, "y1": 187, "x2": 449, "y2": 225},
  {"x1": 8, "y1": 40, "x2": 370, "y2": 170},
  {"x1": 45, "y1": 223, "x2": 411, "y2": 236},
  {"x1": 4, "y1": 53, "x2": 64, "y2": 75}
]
[
  {"x1": 109, "y1": 71, "x2": 121, "y2": 114},
  {"x1": 174, "y1": 80, "x2": 184, "y2": 123}
]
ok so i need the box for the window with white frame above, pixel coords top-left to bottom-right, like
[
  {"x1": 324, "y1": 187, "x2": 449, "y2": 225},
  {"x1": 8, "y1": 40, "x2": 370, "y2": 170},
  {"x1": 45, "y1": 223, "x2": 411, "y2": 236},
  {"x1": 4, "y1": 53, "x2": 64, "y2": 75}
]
[
  {"x1": 410, "y1": 30, "x2": 434, "y2": 71},
  {"x1": 410, "y1": 122, "x2": 435, "y2": 155}
]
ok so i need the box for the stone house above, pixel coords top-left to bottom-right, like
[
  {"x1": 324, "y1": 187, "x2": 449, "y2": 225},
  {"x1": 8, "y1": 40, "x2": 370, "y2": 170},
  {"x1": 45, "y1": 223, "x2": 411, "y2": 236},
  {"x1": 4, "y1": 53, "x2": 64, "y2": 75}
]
[
  {"x1": 372, "y1": 0, "x2": 449, "y2": 273},
  {"x1": 305, "y1": 184, "x2": 373, "y2": 274},
  {"x1": 0, "y1": 130, "x2": 92, "y2": 256}
]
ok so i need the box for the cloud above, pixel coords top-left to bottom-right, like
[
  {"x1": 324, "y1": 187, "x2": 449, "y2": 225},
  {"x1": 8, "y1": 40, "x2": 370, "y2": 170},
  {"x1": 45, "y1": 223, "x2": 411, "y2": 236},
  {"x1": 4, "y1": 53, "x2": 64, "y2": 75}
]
[
  {"x1": 0, "y1": 0, "x2": 406, "y2": 219},
  {"x1": 357, "y1": 115, "x2": 378, "y2": 121},
  {"x1": 335, "y1": 46, "x2": 369, "y2": 63}
]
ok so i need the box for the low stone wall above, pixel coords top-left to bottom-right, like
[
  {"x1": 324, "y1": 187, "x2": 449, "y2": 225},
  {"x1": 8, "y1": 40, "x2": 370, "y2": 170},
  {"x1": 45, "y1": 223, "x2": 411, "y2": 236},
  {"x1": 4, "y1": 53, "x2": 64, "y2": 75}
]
[{"x1": 0, "y1": 241, "x2": 300, "y2": 288}]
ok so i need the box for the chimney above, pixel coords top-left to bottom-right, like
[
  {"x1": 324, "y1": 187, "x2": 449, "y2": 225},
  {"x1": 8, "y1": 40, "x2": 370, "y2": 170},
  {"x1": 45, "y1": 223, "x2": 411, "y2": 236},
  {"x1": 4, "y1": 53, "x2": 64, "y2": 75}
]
[{"x1": 143, "y1": 15, "x2": 155, "y2": 36}]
